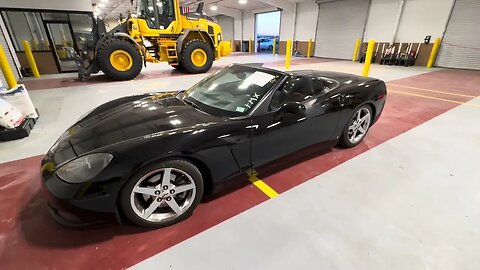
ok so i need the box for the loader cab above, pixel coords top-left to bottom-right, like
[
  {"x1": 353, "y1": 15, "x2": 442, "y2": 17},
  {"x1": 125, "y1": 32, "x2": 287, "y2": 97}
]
[{"x1": 138, "y1": 0, "x2": 176, "y2": 30}]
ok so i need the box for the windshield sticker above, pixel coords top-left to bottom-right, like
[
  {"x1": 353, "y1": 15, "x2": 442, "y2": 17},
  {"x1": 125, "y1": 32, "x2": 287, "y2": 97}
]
[
  {"x1": 244, "y1": 93, "x2": 260, "y2": 109},
  {"x1": 236, "y1": 107, "x2": 245, "y2": 113},
  {"x1": 245, "y1": 71, "x2": 275, "y2": 87}
]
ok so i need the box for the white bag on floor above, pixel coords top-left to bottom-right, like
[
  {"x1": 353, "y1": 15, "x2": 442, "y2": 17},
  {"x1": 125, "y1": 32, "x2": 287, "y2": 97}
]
[
  {"x1": 0, "y1": 98, "x2": 25, "y2": 129},
  {"x1": 0, "y1": 84, "x2": 38, "y2": 118}
]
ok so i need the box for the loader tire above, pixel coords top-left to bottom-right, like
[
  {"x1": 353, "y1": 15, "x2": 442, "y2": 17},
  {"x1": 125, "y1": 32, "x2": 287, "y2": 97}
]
[
  {"x1": 98, "y1": 38, "x2": 142, "y2": 81},
  {"x1": 180, "y1": 40, "x2": 214, "y2": 74}
]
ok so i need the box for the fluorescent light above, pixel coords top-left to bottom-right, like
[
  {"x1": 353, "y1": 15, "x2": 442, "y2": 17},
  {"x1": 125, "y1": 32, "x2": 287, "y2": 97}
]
[
  {"x1": 100, "y1": 0, "x2": 108, "y2": 3},
  {"x1": 210, "y1": 5, "x2": 218, "y2": 11},
  {"x1": 239, "y1": 0, "x2": 247, "y2": 4},
  {"x1": 98, "y1": 3, "x2": 105, "y2": 8}
]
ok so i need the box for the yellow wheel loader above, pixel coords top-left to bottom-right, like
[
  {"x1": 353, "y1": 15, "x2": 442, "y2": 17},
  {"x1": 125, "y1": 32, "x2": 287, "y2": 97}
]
[{"x1": 78, "y1": 0, "x2": 232, "y2": 81}]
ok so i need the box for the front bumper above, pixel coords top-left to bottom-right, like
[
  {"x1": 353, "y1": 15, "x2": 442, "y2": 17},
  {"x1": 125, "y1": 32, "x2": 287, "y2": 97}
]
[{"x1": 41, "y1": 168, "x2": 123, "y2": 227}]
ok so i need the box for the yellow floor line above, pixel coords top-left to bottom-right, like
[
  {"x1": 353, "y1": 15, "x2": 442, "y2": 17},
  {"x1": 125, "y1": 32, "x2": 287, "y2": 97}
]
[
  {"x1": 247, "y1": 170, "x2": 279, "y2": 199},
  {"x1": 389, "y1": 90, "x2": 480, "y2": 108},
  {"x1": 387, "y1": 84, "x2": 479, "y2": 99}
]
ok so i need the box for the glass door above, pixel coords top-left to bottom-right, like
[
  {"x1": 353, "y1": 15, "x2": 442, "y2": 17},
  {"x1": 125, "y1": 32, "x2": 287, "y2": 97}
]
[{"x1": 45, "y1": 22, "x2": 78, "y2": 72}]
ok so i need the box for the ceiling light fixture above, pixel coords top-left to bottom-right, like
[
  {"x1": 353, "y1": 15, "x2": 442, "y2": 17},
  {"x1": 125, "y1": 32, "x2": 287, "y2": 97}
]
[
  {"x1": 210, "y1": 5, "x2": 218, "y2": 11},
  {"x1": 100, "y1": 0, "x2": 108, "y2": 3},
  {"x1": 98, "y1": 3, "x2": 105, "y2": 8},
  {"x1": 239, "y1": 0, "x2": 247, "y2": 4}
]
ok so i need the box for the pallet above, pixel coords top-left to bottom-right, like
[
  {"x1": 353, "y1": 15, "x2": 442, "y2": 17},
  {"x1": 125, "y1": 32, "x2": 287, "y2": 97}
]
[{"x1": 0, "y1": 110, "x2": 39, "y2": 141}]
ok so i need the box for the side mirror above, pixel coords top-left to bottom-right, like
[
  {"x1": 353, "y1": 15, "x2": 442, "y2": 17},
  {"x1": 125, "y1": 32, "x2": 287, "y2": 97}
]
[{"x1": 283, "y1": 102, "x2": 306, "y2": 115}]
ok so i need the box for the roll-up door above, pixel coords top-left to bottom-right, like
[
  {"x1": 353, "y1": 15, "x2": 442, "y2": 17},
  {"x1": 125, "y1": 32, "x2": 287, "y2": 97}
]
[
  {"x1": 0, "y1": 16, "x2": 21, "y2": 87},
  {"x1": 314, "y1": 0, "x2": 369, "y2": 59},
  {"x1": 436, "y1": 0, "x2": 480, "y2": 70},
  {"x1": 217, "y1": 15, "x2": 234, "y2": 41}
]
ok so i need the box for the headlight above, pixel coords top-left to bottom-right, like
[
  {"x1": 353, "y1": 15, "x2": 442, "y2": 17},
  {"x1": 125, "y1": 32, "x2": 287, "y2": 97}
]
[{"x1": 56, "y1": 153, "x2": 113, "y2": 184}]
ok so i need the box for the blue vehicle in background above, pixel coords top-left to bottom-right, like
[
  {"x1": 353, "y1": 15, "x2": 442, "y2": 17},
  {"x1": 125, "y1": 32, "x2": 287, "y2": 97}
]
[{"x1": 258, "y1": 38, "x2": 274, "y2": 51}]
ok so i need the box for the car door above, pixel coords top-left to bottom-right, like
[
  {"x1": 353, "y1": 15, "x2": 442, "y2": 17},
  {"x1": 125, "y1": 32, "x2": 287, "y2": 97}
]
[{"x1": 250, "y1": 75, "x2": 342, "y2": 167}]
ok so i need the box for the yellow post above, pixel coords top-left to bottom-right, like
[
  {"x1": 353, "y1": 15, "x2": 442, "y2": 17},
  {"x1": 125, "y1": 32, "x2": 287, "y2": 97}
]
[
  {"x1": 285, "y1": 39, "x2": 292, "y2": 70},
  {"x1": 22, "y1": 40, "x2": 40, "y2": 78},
  {"x1": 0, "y1": 44, "x2": 17, "y2": 89},
  {"x1": 249, "y1": 39, "x2": 252, "y2": 53},
  {"x1": 272, "y1": 38, "x2": 277, "y2": 55},
  {"x1": 362, "y1": 39, "x2": 375, "y2": 77},
  {"x1": 427, "y1": 37, "x2": 441, "y2": 68},
  {"x1": 353, "y1": 38, "x2": 361, "y2": 62},
  {"x1": 307, "y1": 38, "x2": 312, "y2": 58}
]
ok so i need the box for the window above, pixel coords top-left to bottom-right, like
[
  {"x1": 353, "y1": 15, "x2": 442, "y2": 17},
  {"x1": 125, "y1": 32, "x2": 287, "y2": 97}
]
[
  {"x1": 1, "y1": 11, "x2": 49, "y2": 51},
  {"x1": 183, "y1": 65, "x2": 282, "y2": 116},
  {"x1": 69, "y1": 14, "x2": 94, "y2": 51},
  {"x1": 41, "y1": 13, "x2": 68, "y2": 21},
  {"x1": 139, "y1": 0, "x2": 176, "y2": 29},
  {"x1": 269, "y1": 75, "x2": 338, "y2": 110}
]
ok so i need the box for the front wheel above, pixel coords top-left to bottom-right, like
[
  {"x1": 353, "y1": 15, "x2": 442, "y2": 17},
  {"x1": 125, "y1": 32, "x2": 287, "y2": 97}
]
[
  {"x1": 97, "y1": 38, "x2": 143, "y2": 81},
  {"x1": 119, "y1": 159, "x2": 204, "y2": 228},
  {"x1": 338, "y1": 105, "x2": 372, "y2": 148},
  {"x1": 268, "y1": 45, "x2": 273, "y2": 51}
]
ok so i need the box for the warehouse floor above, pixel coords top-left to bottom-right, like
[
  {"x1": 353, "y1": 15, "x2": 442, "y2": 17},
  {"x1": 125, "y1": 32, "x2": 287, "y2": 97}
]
[{"x1": 0, "y1": 53, "x2": 479, "y2": 269}]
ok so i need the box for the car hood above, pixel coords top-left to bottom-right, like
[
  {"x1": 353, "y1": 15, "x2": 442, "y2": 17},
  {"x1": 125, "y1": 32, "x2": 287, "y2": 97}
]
[{"x1": 67, "y1": 92, "x2": 220, "y2": 155}]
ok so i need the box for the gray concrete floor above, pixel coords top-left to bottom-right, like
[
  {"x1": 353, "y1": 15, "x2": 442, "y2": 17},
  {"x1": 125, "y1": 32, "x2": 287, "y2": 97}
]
[{"x1": 131, "y1": 98, "x2": 480, "y2": 270}]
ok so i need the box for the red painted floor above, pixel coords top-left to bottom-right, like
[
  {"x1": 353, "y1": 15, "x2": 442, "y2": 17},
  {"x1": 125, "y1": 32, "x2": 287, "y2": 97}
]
[{"x1": 1, "y1": 68, "x2": 479, "y2": 269}]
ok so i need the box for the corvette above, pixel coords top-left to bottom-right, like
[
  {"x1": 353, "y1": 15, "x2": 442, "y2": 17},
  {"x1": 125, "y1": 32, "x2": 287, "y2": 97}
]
[{"x1": 41, "y1": 64, "x2": 387, "y2": 227}]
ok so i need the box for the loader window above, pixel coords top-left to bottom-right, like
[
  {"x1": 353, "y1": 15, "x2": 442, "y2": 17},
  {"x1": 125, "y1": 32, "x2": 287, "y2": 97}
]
[{"x1": 139, "y1": 0, "x2": 176, "y2": 30}]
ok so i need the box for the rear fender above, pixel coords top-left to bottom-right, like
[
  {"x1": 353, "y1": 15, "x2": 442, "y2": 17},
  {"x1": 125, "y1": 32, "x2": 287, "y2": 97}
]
[{"x1": 177, "y1": 30, "x2": 215, "y2": 54}]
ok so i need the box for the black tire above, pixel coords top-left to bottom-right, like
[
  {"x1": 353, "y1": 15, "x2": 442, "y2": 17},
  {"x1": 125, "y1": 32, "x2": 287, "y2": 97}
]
[
  {"x1": 119, "y1": 159, "x2": 204, "y2": 228},
  {"x1": 180, "y1": 39, "x2": 214, "y2": 74},
  {"x1": 171, "y1": 62, "x2": 184, "y2": 70},
  {"x1": 268, "y1": 45, "x2": 273, "y2": 51},
  {"x1": 97, "y1": 38, "x2": 142, "y2": 81},
  {"x1": 337, "y1": 104, "x2": 373, "y2": 148}
]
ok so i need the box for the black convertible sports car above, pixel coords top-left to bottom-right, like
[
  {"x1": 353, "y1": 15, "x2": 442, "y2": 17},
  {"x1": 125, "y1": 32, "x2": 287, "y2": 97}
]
[{"x1": 41, "y1": 64, "x2": 387, "y2": 227}]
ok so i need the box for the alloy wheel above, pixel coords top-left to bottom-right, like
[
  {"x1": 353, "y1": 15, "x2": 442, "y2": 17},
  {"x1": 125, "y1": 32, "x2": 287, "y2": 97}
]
[
  {"x1": 348, "y1": 107, "x2": 371, "y2": 144},
  {"x1": 130, "y1": 168, "x2": 197, "y2": 223}
]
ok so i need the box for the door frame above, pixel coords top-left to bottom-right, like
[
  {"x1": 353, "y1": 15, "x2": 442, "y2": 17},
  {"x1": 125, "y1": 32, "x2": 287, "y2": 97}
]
[
  {"x1": 43, "y1": 20, "x2": 78, "y2": 73},
  {"x1": 254, "y1": 10, "x2": 281, "y2": 54}
]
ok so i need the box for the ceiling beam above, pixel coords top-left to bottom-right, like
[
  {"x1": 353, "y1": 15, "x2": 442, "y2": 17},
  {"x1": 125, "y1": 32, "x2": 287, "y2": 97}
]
[{"x1": 256, "y1": 0, "x2": 296, "y2": 12}]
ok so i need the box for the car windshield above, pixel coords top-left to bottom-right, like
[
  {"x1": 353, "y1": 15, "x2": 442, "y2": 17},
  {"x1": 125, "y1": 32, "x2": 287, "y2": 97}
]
[{"x1": 183, "y1": 65, "x2": 284, "y2": 116}]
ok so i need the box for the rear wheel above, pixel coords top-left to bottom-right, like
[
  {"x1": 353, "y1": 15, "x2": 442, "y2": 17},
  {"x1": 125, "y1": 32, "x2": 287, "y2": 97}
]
[
  {"x1": 98, "y1": 38, "x2": 142, "y2": 81},
  {"x1": 338, "y1": 105, "x2": 372, "y2": 148},
  {"x1": 119, "y1": 159, "x2": 204, "y2": 228},
  {"x1": 180, "y1": 40, "x2": 214, "y2": 74}
]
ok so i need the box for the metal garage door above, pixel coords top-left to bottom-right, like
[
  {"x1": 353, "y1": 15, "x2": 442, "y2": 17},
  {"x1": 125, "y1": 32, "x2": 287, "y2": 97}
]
[
  {"x1": 314, "y1": 0, "x2": 370, "y2": 59},
  {"x1": 217, "y1": 15, "x2": 234, "y2": 41},
  {"x1": 0, "y1": 16, "x2": 20, "y2": 88},
  {"x1": 436, "y1": 0, "x2": 480, "y2": 70}
]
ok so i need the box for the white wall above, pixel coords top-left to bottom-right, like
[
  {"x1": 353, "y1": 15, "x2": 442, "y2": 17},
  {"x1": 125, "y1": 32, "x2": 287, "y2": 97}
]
[
  {"x1": 217, "y1": 15, "x2": 234, "y2": 41},
  {"x1": 243, "y1": 12, "x2": 255, "y2": 40},
  {"x1": 280, "y1": 8, "x2": 295, "y2": 41},
  {"x1": 294, "y1": 0, "x2": 318, "y2": 41},
  {"x1": 364, "y1": 0, "x2": 399, "y2": 41},
  {"x1": 0, "y1": 0, "x2": 92, "y2": 12},
  {"x1": 396, "y1": 0, "x2": 455, "y2": 42},
  {"x1": 234, "y1": 16, "x2": 242, "y2": 40},
  {"x1": 364, "y1": 0, "x2": 455, "y2": 42}
]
